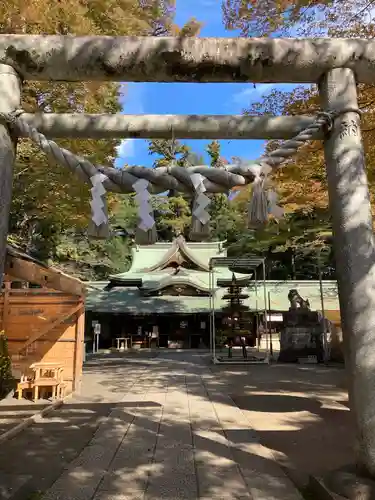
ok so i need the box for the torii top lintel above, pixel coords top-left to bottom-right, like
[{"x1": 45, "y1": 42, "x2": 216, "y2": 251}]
[{"x1": 1, "y1": 35, "x2": 374, "y2": 84}]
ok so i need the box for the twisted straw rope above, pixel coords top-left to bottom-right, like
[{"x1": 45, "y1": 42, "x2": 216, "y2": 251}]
[
  {"x1": 1, "y1": 110, "x2": 333, "y2": 195},
  {"x1": 258, "y1": 112, "x2": 332, "y2": 170}
]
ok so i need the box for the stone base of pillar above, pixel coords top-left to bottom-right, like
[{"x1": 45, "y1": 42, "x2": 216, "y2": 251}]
[{"x1": 315, "y1": 464, "x2": 375, "y2": 499}]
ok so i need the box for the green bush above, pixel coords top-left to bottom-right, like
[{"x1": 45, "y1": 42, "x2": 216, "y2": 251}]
[
  {"x1": 215, "y1": 330, "x2": 228, "y2": 347},
  {"x1": 0, "y1": 331, "x2": 13, "y2": 398}
]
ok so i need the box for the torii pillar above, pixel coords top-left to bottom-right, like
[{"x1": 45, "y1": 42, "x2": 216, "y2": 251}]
[
  {"x1": 0, "y1": 64, "x2": 21, "y2": 288},
  {"x1": 320, "y1": 68, "x2": 375, "y2": 476}
]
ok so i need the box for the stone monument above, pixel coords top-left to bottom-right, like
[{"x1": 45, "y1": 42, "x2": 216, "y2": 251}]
[{"x1": 278, "y1": 289, "x2": 323, "y2": 363}]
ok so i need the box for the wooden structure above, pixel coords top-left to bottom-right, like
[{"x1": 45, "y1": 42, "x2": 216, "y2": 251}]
[
  {"x1": 323, "y1": 310, "x2": 344, "y2": 362},
  {"x1": 17, "y1": 362, "x2": 66, "y2": 400},
  {"x1": 0, "y1": 245, "x2": 85, "y2": 396}
]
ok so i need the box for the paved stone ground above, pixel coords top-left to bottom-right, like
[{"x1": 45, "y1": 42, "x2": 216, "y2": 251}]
[
  {"x1": 0, "y1": 396, "x2": 49, "y2": 435},
  {"x1": 209, "y1": 359, "x2": 352, "y2": 488},
  {"x1": 0, "y1": 350, "x2": 304, "y2": 500},
  {"x1": 0, "y1": 351, "x2": 159, "y2": 500}
]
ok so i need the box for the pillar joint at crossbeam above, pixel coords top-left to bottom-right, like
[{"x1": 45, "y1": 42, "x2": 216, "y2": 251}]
[{"x1": 0, "y1": 64, "x2": 21, "y2": 289}]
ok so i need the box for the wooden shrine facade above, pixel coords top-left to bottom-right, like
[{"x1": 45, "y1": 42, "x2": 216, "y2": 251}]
[{"x1": 0, "y1": 246, "x2": 85, "y2": 394}]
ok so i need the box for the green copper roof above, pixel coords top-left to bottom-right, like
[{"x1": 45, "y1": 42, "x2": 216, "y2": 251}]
[
  {"x1": 110, "y1": 236, "x2": 227, "y2": 279},
  {"x1": 109, "y1": 268, "x2": 250, "y2": 292},
  {"x1": 144, "y1": 268, "x2": 250, "y2": 291},
  {"x1": 86, "y1": 287, "x2": 212, "y2": 314},
  {"x1": 89, "y1": 238, "x2": 341, "y2": 316},
  {"x1": 109, "y1": 236, "x2": 253, "y2": 292},
  {"x1": 85, "y1": 280, "x2": 340, "y2": 315}
]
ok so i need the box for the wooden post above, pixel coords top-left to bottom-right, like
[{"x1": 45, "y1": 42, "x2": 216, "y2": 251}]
[
  {"x1": 319, "y1": 68, "x2": 375, "y2": 475},
  {"x1": 2, "y1": 280, "x2": 10, "y2": 333},
  {"x1": 73, "y1": 304, "x2": 85, "y2": 392},
  {"x1": 268, "y1": 291, "x2": 273, "y2": 357},
  {"x1": 0, "y1": 64, "x2": 21, "y2": 289}
]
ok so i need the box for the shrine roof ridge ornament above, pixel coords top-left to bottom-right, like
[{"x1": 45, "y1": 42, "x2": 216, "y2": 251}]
[{"x1": 1, "y1": 35, "x2": 375, "y2": 83}]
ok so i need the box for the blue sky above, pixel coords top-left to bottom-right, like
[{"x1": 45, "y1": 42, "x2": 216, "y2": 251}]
[{"x1": 115, "y1": 0, "x2": 298, "y2": 168}]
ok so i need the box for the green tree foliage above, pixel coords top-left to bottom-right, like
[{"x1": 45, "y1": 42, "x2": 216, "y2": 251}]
[
  {"x1": 149, "y1": 139, "x2": 191, "y2": 168},
  {"x1": 222, "y1": 0, "x2": 375, "y2": 37},
  {"x1": 0, "y1": 331, "x2": 13, "y2": 398},
  {"x1": 2, "y1": 0, "x2": 202, "y2": 277},
  {"x1": 55, "y1": 196, "x2": 139, "y2": 279},
  {"x1": 220, "y1": 0, "x2": 375, "y2": 278},
  {"x1": 4, "y1": 0, "x2": 173, "y2": 259},
  {"x1": 205, "y1": 141, "x2": 243, "y2": 241},
  {"x1": 206, "y1": 141, "x2": 221, "y2": 166},
  {"x1": 152, "y1": 195, "x2": 192, "y2": 241},
  {"x1": 147, "y1": 139, "x2": 192, "y2": 238},
  {"x1": 227, "y1": 88, "x2": 336, "y2": 279},
  {"x1": 146, "y1": 139, "x2": 243, "y2": 244}
]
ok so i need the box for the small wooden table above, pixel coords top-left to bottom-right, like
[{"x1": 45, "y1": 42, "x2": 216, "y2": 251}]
[
  {"x1": 30, "y1": 362, "x2": 64, "y2": 400},
  {"x1": 17, "y1": 377, "x2": 33, "y2": 400},
  {"x1": 115, "y1": 337, "x2": 131, "y2": 350}
]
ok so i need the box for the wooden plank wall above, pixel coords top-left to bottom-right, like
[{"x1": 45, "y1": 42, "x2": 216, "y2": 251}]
[{"x1": 0, "y1": 288, "x2": 85, "y2": 394}]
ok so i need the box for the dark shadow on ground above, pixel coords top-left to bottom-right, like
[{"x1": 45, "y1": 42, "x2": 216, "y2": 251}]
[
  {"x1": 0, "y1": 351, "x2": 352, "y2": 499},
  {"x1": 227, "y1": 368, "x2": 353, "y2": 488},
  {"x1": 0, "y1": 399, "x2": 299, "y2": 500},
  {"x1": 0, "y1": 401, "x2": 49, "y2": 435},
  {"x1": 0, "y1": 406, "x2": 275, "y2": 499},
  {"x1": 234, "y1": 394, "x2": 323, "y2": 413},
  {"x1": 84, "y1": 351, "x2": 353, "y2": 489}
]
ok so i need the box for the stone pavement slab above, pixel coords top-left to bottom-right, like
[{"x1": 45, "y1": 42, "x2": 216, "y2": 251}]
[
  {"x1": 209, "y1": 360, "x2": 351, "y2": 489},
  {"x1": 1, "y1": 351, "x2": 303, "y2": 500},
  {"x1": 0, "y1": 397, "x2": 49, "y2": 435},
  {"x1": 0, "y1": 354, "x2": 156, "y2": 500}
]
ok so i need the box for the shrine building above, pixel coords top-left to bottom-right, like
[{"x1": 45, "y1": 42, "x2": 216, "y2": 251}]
[
  {"x1": 84, "y1": 236, "x2": 255, "y2": 348},
  {"x1": 84, "y1": 236, "x2": 341, "y2": 350}
]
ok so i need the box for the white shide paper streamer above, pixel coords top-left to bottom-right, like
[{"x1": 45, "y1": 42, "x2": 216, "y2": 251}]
[
  {"x1": 133, "y1": 178, "x2": 155, "y2": 231},
  {"x1": 90, "y1": 173, "x2": 108, "y2": 226},
  {"x1": 190, "y1": 173, "x2": 210, "y2": 225}
]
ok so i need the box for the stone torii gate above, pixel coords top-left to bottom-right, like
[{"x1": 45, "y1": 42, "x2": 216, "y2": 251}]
[{"x1": 0, "y1": 35, "x2": 374, "y2": 477}]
